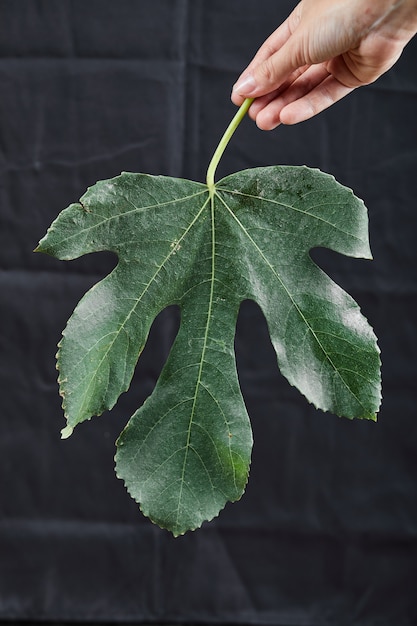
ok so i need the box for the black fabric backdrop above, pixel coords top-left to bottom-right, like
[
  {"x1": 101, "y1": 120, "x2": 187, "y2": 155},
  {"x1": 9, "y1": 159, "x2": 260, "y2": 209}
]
[{"x1": 1, "y1": 1, "x2": 417, "y2": 624}]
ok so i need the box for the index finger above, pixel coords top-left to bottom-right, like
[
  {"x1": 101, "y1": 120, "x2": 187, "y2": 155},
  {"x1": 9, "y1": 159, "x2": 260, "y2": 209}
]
[{"x1": 232, "y1": 4, "x2": 302, "y2": 104}]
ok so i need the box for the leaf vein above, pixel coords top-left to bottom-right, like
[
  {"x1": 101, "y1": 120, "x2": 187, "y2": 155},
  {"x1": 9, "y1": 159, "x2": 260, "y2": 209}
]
[
  {"x1": 216, "y1": 191, "x2": 368, "y2": 413},
  {"x1": 218, "y1": 188, "x2": 363, "y2": 242},
  {"x1": 61, "y1": 196, "x2": 210, "y2": 419}
]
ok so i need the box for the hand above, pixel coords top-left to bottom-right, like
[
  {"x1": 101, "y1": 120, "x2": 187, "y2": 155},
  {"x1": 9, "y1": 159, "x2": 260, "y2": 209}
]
[{"x1": 231, "y1": 0, "x2": 417, "y2": 129}]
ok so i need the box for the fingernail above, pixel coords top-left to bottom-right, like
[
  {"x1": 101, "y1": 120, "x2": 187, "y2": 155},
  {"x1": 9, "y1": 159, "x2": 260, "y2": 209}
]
[{"x1": 232, "y1": 73, "x2": 257, "y2": 95}]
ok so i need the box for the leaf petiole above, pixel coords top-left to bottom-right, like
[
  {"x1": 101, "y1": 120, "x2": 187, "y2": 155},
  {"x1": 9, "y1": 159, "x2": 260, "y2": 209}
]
[{"x1": 206, "y1": 98, "x2": 254, "y2": 195}]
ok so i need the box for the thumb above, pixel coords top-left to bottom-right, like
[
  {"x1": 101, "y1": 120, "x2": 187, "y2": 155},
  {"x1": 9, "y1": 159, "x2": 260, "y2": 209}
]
[{"x1": 232, "y1": 37, "x2": 306, "y2": 99}]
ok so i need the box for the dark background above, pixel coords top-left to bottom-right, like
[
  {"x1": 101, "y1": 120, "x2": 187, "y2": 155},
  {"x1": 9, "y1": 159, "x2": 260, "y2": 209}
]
[{"x1": 1, "y1": 1, "x2": 417, "y2": 624}]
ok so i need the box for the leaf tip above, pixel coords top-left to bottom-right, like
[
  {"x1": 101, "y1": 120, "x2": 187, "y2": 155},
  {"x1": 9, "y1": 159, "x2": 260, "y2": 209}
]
[{"x1": 61, "y1": 425, "x2": 74, "y2": 439}]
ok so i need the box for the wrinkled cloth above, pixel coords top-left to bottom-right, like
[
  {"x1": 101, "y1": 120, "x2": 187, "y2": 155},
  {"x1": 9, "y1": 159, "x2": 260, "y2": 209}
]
[{"x1": 0, "y1": 1, "x2": 416, "y2": 623}]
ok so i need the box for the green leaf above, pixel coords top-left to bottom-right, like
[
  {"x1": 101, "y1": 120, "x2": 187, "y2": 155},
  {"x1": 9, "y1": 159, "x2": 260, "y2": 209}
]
[{"x1": 37, "y1": 165, "x2": 381, "y2": 535}]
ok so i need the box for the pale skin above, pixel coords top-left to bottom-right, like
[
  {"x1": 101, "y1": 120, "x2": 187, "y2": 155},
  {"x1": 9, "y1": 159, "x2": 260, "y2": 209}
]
[{"x1": 231, "y1": 0, "x2": 417, "y2": 129}]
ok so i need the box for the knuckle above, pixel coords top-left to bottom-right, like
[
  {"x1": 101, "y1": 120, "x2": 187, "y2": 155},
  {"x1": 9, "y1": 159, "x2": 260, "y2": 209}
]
[
  {"x1": 256, "y1": 57, "x2": 278, "y2": 86},
  {"x1": 263, "y1": 42, "x2": 278, "y2": 59},
  {"x1": 289, "y1": 2, "x2": 303, "y2": 31},
  {"x1": 320, "y1": 84, "x2": 335, "y2": 107}
]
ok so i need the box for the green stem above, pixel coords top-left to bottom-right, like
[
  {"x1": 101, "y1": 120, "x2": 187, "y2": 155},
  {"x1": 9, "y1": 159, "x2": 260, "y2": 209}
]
[{"x1": 206, "y1": 98, "x2": 254, "y2": 195}]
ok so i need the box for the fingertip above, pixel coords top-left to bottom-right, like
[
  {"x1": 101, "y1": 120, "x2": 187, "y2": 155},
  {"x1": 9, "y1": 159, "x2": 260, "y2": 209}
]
[
  {"x1": 278, "y1": 106, "x2": 296, "y2": 125},
  {"x1": 231, "y1": 90, "x2": 245, "y2": 106},
  {"x1": 279, "y1": 100, "x2": 311, "y2": 125},
  {"x1": 255, "y1": 116, "x2": 281, "y2": 131},
  {"x1": 254, "y1": 107, "x2": 281, "y2": 131},
  {"x1": 232, "y1": 73, "x2": 258, "y2": 98}
]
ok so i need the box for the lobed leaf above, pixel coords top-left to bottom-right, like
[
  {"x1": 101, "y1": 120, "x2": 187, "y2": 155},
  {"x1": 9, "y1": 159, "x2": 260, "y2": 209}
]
[{"x1": 37, "y1": 165, "x2": 381, "y2": 535}]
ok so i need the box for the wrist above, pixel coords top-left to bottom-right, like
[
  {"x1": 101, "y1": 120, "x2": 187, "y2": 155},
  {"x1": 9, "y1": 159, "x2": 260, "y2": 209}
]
[
  {"x1": 401, "y1": 0, "x2": 417, "y2": 24},
  {"x1": 365, "y1": 0, "x2": 417, "y2": 36}
]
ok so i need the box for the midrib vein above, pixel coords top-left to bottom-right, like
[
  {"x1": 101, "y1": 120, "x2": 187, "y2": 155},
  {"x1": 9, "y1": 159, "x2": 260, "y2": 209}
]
[
  {"x1": 51, "y1": 188, "x2": 207, "y2": 248},
  {"x1": 217, "y1": 192, "x2": 367, "y2": 411},
  {"x1": 64, "y1": 195, "x2": 210, "y2": 417},
  {"x1": 218, "y1": 187, "x2": 364, "y2": 243},
  {"x1": 175, "y1": 193, "x2": 216, "y2": 525}
]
